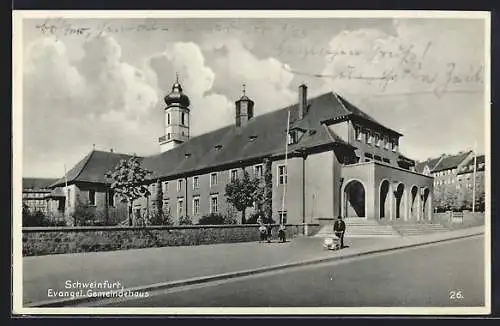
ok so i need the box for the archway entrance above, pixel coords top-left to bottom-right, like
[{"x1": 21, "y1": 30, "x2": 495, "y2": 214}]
[
  {"x1": 394, "y1": 183, "x2": 405, "y2": 220},
  {"x1": 380, "y1": 180, "x2": 390, "y2": 219},
  {"x1": 410, "y1": 186, "x2": 418, "y2": 221},
  {"x1": 422, "y1": 188, "x2": 430, "y2": 220},
  {"x1": 344, "y1": 180, "x2": 365, "y2": 217}
]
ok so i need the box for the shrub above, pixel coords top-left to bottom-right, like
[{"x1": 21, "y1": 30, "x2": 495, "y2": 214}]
[
  {"x1": 23, "y1": 209, "x2": 66, "y2": 227},
  {"x1": 178, "y1": 215, "x2": 193, "y2": 225},
  {"x1": 71, "y1": 202, "x2": 98, "y2": 226},
  {"x1": 246, "y1": 211, "x2": 274, "y2": 224},
  {"x1": 149, "y1": 208, "x2": 174, "y2": 226},
  {"x1": 198, "y1": 213, "x2": 225, "y2": 225}
]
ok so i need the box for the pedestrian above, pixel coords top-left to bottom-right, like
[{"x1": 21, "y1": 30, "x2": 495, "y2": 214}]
[
  {"x1": 278, "y1": 224, "x2": 286, "y2": 243},
  {"x1": 258, "y1": 223, "x2": 267, "y2": 243},
  {"x1": 333, "y1": 216, "x2": 346, "y2": 248},
  {"x1": 266, "y1": 222, "x2": 272, "y2": 243}
]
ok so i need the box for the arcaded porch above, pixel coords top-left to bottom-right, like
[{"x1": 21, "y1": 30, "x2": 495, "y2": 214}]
[{"x1": 341, "y1": 162, "x2": 434, "y2": 222}]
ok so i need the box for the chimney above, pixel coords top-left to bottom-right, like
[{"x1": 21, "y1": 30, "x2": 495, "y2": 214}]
[{"x1": 298, "y1": 84, "x2": 307, "y2": 120}]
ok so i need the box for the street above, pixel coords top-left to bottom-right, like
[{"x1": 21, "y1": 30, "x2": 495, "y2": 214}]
[{"x1": 95, "y1": 235, "x2": 484, "y2": 307}]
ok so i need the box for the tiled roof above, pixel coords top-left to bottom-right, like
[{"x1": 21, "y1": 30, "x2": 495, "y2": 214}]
[
  {"x1": 457, "y1": 154, "x2": 485, "y2": 175},
  {"x1": 22, "y1": 178, "x2": 59, "y2": 190},
  {"x1": 432, "y1": 151, "x2": 473, "y2": 172},
  {"x1": 50, "y1": 151, "x2": 137, "y2": 187},
  {"x1": 50, "y1": 91, "x2": 403, "y2": 186},
  {"x1": 415, "y1": 156, "x2": 443, "y2": 173}
]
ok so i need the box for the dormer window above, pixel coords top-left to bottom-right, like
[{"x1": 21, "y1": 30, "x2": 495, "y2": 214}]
[
  {"x1": 288, "y1": 129, "x2": 303, "y2": 145},
  {"x1": 214, "y1": 144, "x2": 223, "y2": 151},
  {"x1": 249, "y1": 135, "x2": 258, "y2": 142},
  {"x1": 184, "y1": 153, "x2": 191, "y2": 159}
]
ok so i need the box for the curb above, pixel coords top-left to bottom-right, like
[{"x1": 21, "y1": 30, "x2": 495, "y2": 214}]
[{"x1": 26, "y1": 230, "x2": 483, "y2": 308}]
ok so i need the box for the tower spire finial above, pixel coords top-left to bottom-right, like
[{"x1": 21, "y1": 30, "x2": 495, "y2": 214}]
[
  {"x1": 176, "y1": 72, "x2": 179, "y2": 83},
  {"x1": 242, "y1": 83, "x2": 246, "y2": 96}
]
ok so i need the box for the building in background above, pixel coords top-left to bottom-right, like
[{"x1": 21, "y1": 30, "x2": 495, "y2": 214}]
[
  {"x1": 46, "y1": 80, "x2": 434, "y2": 225},
  {"x1": 416, "y1": 151, "x2": 485, "y2": 211},
  {"x1": 22, "y1": 178, "x2": 58, "y2": 214}
]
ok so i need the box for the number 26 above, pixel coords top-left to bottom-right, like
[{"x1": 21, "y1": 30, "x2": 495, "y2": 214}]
[{"x1": 449, "y1": 290, "x2": 464, "y2": 299}]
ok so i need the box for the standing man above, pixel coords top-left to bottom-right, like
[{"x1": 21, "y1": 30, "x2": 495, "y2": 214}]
[{"x1": 333, "y1": 216, "x2": 346, "y2": 248}]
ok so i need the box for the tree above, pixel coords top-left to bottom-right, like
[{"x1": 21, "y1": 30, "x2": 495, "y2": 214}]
[
  {"x1": 105, "y1": 156, "x2": 152, "y2": 226},
  {"x1": 225, "y1": 168, "x2": 263, "y2": 224}
]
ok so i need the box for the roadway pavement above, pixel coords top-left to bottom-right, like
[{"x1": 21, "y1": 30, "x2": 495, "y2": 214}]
[
  {"x1": 23, "y1": 226, "x2": 484, "y2": 307},
  {"x1": 97, "y1": 235, "x2": 485, "y2": 307}
]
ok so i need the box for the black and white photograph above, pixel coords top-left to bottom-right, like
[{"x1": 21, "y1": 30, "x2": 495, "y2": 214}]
[{"x1": 12, "y1": 10, "x2": 491, "y2": 315}]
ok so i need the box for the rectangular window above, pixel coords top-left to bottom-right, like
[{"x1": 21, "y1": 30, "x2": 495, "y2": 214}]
[
  {"x1": 278, "y1": 165, "x2": 287, "y2": 185},
  {"x1": 366, "y1": 130, "x2": 372, "y2": 144},
  {"x1": 177, "y1": 179, "x2": 183, "y2": 192},
  {"x1": 163, "y1": 182, "x2": 168, "y2": 195},
  {"x1": 383, "y1": 158, "x2": 390, "y2": 164},
  {"x1": 108, "y1": 190, "x2": 114, "y2": 207},
  {"x1": 181, "y1": 112, "x2": 186, "y2": 126},
  {"x1": 374, "y1": 155, "x2": 382, "y2": 161},
  {"x1": 254, "y1": 164, "x2": 263, "y2": 178},
  {"x1": 167, "y1": 113, "x2": 171, "y2": 125},
  {"x1": 364, "y1": 153, "x2": 373, "y2": 159},
  {"x1": 89, "y1": 189, "x2": 96, "y2": 206},
  {"x1": 230, "y1": 169, "x2": 238, "y2": 182},
  {"x1": 210, "y1": 195, "x2": 218, "y2": 213},
  {"x1": 374, "y1": 133, "x2": 380, "y2": 147},
  {"x1": 193, "y1": 197, "x2": 200, "y2": 216},
  {"x1": 167, "y1": 133, "x2": 171, "y2": 140},
  {"x1": 193, "y1": 176, "x2": 200, "y2": 190},
  {"x1": 278, "y1": 210, "x2": 288, "y2": 224},
  {"x1": 288, "y1": 131, "x2": 298, "y2": 145},
  {"x1": 178, "y1": 199, "x2": 184, "y2": 218},
  {"x1": 392, "y1": 140, "x2": 398, "y2": 152},
  {"x1": 210, "y1": 173, "x2": 218, "y2": 187},
  {"x1": 354, "y1": 125, "x2": 362, "y2": 141}
]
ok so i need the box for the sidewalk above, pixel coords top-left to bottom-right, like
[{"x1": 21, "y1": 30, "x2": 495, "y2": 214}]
[{"x1": 22, "y1": 226, "x2": 484, "y2": 306}]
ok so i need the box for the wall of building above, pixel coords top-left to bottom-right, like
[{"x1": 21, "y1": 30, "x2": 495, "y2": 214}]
[
  {"x1": 304, "y1": 150, "x2": 336, "y2": 223},
  {"x1": 273, "y1": 157, "x2": 304, "y2": 225}
]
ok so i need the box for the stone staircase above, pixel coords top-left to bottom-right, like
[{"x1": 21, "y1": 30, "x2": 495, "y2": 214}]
[
  {"x1": 391, "y1": 223, "x2": 450, "y2": 236},
  {"x1": 315, "y1": 217, "x2": 401, "y2": 238}
]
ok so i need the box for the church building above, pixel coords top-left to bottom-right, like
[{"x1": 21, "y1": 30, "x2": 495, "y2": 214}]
[{"x1": 47, "y1": 78, "x2": 434, "y2": 226}]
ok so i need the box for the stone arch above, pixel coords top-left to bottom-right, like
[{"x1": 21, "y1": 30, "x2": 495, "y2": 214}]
[
  {"x1": 421, "y1": 187, "x2": 431, "y2": 221},
  {"x1": 410, "y1": 185, "x2": 419, "y2": 221},
  {"x1": 342, "y1": 179, "x2": 366, "y2": 218},
  {"x1": 379, "y1": 179, "x2": 391, "y2": 219},
  {"x1": 393, "y1": 182, "x2": 406, "y2": 220}
]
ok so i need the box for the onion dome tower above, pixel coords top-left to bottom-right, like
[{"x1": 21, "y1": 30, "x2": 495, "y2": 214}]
[{"x1": 159, "y1": 74, "x2": 191, "y2": 153}]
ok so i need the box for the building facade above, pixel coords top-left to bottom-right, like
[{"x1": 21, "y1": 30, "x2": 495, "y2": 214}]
[
  {"x1": 47, "y1": 80, "x2": 434, "y2": 225},
  {"x1": 415, "y1": 151, "x2": 484, "y2": 211},
  {"x1": 22, "y1": 178, "x2": 58, "y2": 214}
]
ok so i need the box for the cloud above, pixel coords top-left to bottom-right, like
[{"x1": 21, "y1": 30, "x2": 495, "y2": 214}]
[
  {"x1": 316, "y1": 19, "x2": 486, "y2": 160},
  {"x1": 149, "y1": 42, "x2": 234, "y2": 136},
  {"x1": 204, "y1": 38, "x2": 297, "y2": 114},
  {"x1": 22, "y1": 35, "x2": 161, "y2": 177}
]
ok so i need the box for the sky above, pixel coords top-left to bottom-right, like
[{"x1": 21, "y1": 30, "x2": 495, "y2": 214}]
[{"x1": 20, "y1": 16, "x2": 487, "y2": 178}]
